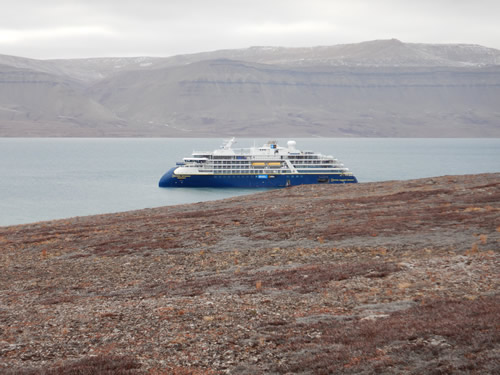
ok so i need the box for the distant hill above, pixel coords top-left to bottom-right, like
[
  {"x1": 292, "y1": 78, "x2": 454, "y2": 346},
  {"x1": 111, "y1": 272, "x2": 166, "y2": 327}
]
[
  {"x1": 1, "y1": 39, "x2": 500, "y2": 137},
  {"x1": 0, "y1": 63, "x2": 125, "y2": 136},
  {"x1": 150, "y1": 39, "x2": 500, "y2": 69}
]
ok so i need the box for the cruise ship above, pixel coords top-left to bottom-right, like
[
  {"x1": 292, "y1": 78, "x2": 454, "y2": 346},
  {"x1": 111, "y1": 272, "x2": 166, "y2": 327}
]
[{"x1": 158, "y1": 138, "x2": 357, "y2": 188}]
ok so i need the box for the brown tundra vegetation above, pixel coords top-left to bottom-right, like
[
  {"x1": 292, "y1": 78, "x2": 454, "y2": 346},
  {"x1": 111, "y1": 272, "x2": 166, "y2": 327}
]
[{"x1": 0, "y1": 173, "x2": 499, "y2": 374}]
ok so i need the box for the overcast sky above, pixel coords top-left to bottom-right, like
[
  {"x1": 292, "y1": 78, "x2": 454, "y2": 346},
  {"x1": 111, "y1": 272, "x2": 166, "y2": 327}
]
[{"x1": 2, "y1": 0, "x2": 499, "y2": 60}]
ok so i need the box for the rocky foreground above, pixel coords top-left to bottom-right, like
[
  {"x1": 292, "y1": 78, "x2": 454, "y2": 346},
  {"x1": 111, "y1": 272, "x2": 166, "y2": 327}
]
[{"x1": 1, "y1": 173, "x2": 499, "y2": 374}]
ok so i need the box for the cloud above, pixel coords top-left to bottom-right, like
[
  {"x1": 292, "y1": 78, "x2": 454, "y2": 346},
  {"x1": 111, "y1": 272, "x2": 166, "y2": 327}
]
[
  {"x1": 237, "y1": 21, "x2": 336, "y2": 36},
  {"x1": 0, "y1": 26, "x2": 117, "y2": 44},
  {"x1": 0, "y1": 0, "x2": 499, "y2": 59}
]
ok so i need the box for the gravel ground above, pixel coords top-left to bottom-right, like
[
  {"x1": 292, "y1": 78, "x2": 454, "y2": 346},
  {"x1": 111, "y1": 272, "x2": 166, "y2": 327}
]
[{"x1": 1, "y1": 173, "x2": 499, "y2": 374}]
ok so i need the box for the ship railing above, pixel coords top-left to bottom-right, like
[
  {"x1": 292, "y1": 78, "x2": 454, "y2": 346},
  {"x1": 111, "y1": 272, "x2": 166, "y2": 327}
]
[
  {"x1": 293, "y1": 165, "x2": 348, "y2": 169},
  {"x1": 193, "y1": 150, "x2": 287, "y2": 159},
  {"x1": 192, "y1": 147, "x2": 255, "y2": 155},
  {"x1": 183, "y1": 162, "x2": 206, "y2": 167},
  {"x1": 198, "y1": 169, "x2": 293, "y2": 174},
  {"x1": 250, "y1": 155, "x2": 284, "y2": 161},
  {"x1": 191, "y1": 152, "x2": 335, "y2": 162}
]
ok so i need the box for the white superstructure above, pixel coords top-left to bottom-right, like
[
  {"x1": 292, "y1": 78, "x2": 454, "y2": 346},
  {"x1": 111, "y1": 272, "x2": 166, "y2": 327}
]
[{"x1": 174, "y1": 138, "x2": 353, "y2": 176}]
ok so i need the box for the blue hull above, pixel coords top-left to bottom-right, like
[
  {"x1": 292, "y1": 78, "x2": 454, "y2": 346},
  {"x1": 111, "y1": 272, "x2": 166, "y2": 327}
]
[{"x1": 159, "y1": 167, "x2": 357, "y2": 188}]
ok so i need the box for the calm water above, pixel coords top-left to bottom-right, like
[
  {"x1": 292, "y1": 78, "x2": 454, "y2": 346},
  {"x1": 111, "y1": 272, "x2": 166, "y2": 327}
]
[{"x1": 1, "y1": 138, "x2": 499, "y2": 226}]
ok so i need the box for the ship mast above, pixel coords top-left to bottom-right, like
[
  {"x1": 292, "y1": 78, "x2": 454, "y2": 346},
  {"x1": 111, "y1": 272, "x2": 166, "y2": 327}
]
[{"x1": 222, "y1": 137, "x2": 236, "y2": 150}]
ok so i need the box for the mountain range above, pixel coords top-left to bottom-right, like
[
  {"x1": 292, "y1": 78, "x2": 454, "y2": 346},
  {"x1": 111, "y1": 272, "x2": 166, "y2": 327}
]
[{"x1": 1, "y1": 39, "x2": 499, "y2": 137}]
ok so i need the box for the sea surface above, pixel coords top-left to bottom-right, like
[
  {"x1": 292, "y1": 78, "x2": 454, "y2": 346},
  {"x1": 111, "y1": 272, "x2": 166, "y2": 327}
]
[{"x1": 1, "y1": 138, "x2": 499, "y2": 226}]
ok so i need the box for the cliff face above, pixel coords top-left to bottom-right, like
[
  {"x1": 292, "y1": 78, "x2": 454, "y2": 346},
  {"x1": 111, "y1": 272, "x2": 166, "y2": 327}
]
[
  {"x1": 1, "y1": 173, "x2": 499, "y2": 373},
  {"x1": 89, "y1": 60, "x2": 500, "y2": 137},
  {"x1": 1, "y1": 40, "x2": 500, "y2": 137}
]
